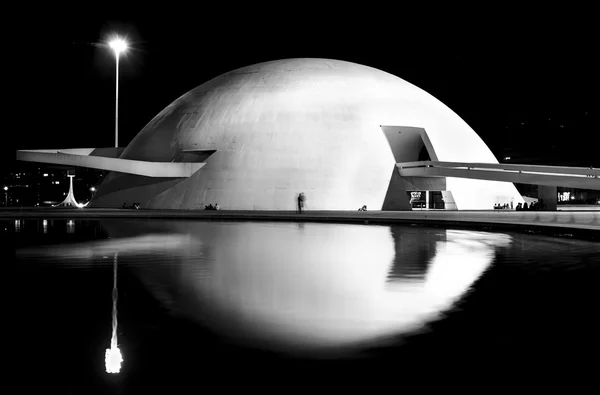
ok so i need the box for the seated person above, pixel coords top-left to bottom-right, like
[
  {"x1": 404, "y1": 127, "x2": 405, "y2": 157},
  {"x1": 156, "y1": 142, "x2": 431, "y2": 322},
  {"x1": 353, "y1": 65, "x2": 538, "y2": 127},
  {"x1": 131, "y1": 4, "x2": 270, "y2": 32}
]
[{"x1": 214, "y1": 203, "x2": 220, "y2": 210}]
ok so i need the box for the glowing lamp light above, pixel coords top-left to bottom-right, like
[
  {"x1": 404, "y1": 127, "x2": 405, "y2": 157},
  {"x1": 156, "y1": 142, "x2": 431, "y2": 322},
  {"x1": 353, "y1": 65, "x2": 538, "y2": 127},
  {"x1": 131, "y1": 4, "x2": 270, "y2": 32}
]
[
  {"x1": 105, "y1": 346, "x2": 123, "y2": 373},
  {"x1": 108, "y1": 37, "x2": 128, "y2": 55},
  {"x1": 107, "y1": 35, "x2": 128, "y2": 148}
]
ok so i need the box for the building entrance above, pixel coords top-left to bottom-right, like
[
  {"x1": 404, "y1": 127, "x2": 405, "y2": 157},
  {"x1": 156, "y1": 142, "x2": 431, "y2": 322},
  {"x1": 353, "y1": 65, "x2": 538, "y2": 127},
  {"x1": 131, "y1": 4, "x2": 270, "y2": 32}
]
[{"x1": 408, "y1": 191, "x2": 445, "y2": 210}]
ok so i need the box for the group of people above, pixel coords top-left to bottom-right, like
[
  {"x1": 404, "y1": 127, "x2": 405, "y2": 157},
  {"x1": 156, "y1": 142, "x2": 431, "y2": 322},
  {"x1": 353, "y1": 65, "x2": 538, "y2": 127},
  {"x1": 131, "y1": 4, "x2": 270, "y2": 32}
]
[
  {"x1": 204, "y1": 203, "x2": 220, "y2": 210},
  {"x1": 493, "y1": 199, "x2": 546, "y2": 211},
  {"x1": 122, "y1": 202, "x2": 140, "y2": 209},
  {"x1": 516, "y1": 200, "x2": 545, "y2": 211}
]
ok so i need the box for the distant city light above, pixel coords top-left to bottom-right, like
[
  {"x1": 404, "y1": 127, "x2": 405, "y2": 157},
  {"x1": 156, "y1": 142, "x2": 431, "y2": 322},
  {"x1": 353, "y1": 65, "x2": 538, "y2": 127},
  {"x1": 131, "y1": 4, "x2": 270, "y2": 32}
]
[
  {"x1": 3, "y1": 186, "x2": 7, "y2": 191},
  {"x1": 43, "y1": 173, "x2": 48, "y2": 177},
  {"x1": 90, "y1": 187, "x2": 96, "y2": 192},
  {"x1": 504, "y1": 156, "x2": 511, "y2": 160}
]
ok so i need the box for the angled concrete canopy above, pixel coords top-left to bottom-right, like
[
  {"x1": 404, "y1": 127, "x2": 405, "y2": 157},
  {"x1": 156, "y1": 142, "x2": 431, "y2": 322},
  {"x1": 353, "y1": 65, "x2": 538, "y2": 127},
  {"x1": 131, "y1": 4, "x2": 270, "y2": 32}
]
[
  {"x1": 17, "y1": 149, "x2": 208, "y2": 178},
  {"x1": 397, "y1": 161, "x2": 600, "y2": 190}
]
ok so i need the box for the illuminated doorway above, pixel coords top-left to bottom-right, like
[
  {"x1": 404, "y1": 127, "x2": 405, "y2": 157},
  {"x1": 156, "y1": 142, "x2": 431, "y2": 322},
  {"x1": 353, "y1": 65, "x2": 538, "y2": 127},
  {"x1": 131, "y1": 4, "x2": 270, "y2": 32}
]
[{"x1": 408, "y1": 191, "x2": 446, "y2": 210}]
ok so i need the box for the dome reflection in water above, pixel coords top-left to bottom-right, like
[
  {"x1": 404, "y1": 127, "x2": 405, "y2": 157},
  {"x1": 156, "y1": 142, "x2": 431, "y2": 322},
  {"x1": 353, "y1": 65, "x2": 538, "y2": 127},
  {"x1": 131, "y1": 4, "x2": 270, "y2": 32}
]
[
  {"x1": 91, "y1": 220, "x2": 511, "y2": 357},
  {"x1": 16, "y1": 220, "x2": 512, "y2": 357}
]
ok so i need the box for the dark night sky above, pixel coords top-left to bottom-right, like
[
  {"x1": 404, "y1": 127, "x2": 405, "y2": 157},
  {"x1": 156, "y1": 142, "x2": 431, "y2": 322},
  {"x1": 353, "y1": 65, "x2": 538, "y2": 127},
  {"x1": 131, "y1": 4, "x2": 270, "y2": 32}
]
[{"x1": 7, "y1": 8, "x2": 599, "y2": 168}]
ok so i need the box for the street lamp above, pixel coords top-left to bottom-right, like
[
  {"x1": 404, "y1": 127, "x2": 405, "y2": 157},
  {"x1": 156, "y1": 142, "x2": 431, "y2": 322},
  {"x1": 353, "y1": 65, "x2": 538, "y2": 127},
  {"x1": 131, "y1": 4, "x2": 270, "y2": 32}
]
[
  {"x1": 108, "y1": 37, "x2": 128, "y2": 148},
  {"x1": 3, "y1": 186, "x2": 7, "y2": 207}
]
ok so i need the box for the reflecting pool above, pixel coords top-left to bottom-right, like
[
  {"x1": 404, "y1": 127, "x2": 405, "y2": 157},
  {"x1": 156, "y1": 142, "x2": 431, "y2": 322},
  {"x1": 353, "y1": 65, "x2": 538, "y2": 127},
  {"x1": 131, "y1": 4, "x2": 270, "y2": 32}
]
[{"x1": 4, "y1": 219, "x2": 599, "y2": 392}]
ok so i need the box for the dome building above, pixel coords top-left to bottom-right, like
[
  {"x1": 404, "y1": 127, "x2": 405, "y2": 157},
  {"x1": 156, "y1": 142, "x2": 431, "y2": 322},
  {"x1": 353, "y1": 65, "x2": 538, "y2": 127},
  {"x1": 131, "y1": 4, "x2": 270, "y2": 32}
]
[{"x1": 89, "y1": 58, "x2": 523, "y2": 210}]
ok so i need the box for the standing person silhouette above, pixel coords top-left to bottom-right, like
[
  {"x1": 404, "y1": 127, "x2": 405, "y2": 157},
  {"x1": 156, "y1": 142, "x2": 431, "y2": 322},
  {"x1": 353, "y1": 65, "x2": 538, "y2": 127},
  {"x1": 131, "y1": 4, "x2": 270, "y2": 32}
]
[{"x1": 297, "y1": 192, "x2": 305, "y2": 214}]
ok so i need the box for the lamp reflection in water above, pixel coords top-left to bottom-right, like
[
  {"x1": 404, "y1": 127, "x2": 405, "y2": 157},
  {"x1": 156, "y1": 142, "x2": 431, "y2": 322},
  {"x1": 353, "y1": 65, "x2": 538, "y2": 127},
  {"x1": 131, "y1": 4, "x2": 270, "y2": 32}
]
[
  {"x1": 15, "y1": 221, "x2": 512, "y2": 357},
  {"x1": 66, "y1": 220, "x2": 74, "y2": 234},
  {"x1": 105, "y1": 252, "x2": 123, "y2": 373},
  {"x1": 42, "y1": 219, "x2": 48, "y2": 234}
]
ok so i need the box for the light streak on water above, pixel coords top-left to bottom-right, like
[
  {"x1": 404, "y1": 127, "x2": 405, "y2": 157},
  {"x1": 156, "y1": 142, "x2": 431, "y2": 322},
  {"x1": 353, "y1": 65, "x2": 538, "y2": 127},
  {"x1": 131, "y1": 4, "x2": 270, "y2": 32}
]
[
  {"x1": 105, "y1": 252, "x2": 123, "y2": 373},
  {"x1": 66, "y1": 220, "x2": 75, "y2": 234}
]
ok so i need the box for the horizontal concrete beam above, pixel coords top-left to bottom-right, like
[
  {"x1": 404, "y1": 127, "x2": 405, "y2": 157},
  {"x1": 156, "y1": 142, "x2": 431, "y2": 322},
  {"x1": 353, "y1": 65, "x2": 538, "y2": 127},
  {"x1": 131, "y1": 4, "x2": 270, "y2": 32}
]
[
  {"x1": 397, "y1": 163, "x2": 600, "y2": 190},
  {"x1": 28, "y1": 147, "x2": 125, "y2": 158},
  {"x1": 401, "y1": 176, "x2": 446, "y2": 191},
  {"x1": 16, "y1": 149, "x2": 205, "y2": 178},
  {"x1": 397, "y1": 160, "x2": 600, "y2": 177}
]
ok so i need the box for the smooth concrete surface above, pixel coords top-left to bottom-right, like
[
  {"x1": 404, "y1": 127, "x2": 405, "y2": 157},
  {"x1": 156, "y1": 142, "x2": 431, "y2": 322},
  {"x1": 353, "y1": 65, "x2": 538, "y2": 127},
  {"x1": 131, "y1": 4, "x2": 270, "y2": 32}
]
[
  {"x1": 1, "y1": 208, "x2": 598, "y2": 233},
  {"x1": 85, "y1": 58, "x2": 523, "y2": 211}
]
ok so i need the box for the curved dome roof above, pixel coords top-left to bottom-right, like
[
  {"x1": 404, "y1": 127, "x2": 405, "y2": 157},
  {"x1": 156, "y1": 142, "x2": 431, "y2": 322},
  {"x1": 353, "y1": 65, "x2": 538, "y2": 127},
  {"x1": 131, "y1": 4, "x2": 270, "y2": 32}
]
[
  {"x1": 93, "y1": 58, "x2": 521, "y2": 210},
  {"x1": 122, "y1": 58, "x2": 486, "y2": 163}
]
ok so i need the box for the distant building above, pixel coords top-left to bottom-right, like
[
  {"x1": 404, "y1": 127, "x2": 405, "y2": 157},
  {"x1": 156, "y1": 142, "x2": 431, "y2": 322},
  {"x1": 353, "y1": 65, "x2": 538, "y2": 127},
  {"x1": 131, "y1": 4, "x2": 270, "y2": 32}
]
[{"x1": 2, "y1": 165, "x2": 103, "y2": 207}]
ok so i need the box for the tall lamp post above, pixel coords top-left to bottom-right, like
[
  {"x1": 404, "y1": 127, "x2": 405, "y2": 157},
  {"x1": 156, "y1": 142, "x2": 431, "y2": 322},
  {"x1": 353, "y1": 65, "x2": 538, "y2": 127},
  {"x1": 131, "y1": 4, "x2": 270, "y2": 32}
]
[
  {"x1": 3, "y1": 186, "x2": 7, "y2": 207},
  {"x1": 108, "y1": 37, "x2": 128, "y2": 149}
]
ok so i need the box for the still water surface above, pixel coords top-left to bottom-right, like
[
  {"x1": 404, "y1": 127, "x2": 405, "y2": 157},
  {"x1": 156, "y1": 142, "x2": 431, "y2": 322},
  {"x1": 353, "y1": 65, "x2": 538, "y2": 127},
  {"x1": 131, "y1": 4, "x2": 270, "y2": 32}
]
[{"x1": 4, "y1": 219, "x2": 599, "y2": 392}]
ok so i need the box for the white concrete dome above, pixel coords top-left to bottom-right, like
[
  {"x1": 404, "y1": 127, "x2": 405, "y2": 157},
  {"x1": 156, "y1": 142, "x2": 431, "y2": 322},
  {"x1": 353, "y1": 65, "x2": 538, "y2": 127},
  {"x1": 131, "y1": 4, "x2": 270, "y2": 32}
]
[{"x1": 91, "y1": 58, "x2": 522, "y2": 210}]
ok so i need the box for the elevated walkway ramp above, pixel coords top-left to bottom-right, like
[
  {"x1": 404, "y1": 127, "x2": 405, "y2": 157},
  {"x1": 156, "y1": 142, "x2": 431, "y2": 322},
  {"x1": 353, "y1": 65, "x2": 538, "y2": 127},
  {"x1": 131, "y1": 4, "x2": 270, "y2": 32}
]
[
  {"x1": 397, "y1": 161, "x2": 600, "y2": 190},
  {"x1": 16, "y1": 148, "x2": 211, "y2": 178}
]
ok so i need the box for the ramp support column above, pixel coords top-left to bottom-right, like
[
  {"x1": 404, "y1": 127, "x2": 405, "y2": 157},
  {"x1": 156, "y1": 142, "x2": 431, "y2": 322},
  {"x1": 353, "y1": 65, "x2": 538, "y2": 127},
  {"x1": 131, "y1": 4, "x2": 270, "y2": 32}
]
[{"x1": 538, "y1": 185, "x2": 558, "y2": 211}]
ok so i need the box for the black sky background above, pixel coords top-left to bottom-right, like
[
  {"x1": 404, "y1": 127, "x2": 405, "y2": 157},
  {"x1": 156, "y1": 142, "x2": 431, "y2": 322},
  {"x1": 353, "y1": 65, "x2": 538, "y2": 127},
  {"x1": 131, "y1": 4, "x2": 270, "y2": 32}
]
[{"x1": 7, "y1": 8, "x2": 599, "y2": 168}]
